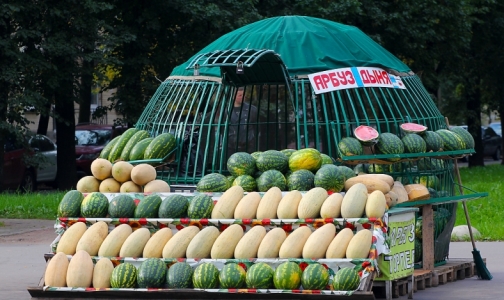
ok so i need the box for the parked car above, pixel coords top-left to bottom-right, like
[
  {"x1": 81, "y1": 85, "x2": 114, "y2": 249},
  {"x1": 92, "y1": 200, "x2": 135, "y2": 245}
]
[
  {"x1": 28, "y1": 134, "x2": 58, "y2": 186},
  {"x1": 75, "y1": 123, "x2": 127, "y2": 178},
  {"x1": 488, "y1": 122, "x2": 501, "y2": 137},
  {"x1": 453, "y1": 125, "x2": 502, "y2": 161},
  {"x1": 2, "y1": 136, "x2": 37, "y2": 192}
]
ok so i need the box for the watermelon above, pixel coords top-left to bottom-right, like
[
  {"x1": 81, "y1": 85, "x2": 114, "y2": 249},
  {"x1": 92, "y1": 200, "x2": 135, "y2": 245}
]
[
  {"x1": 232, "y1": 175, "x2": 257, "y2": 192},
  {"x1": 256, "y1": 150, "x2": 289, "y2": 172},
  {"x1": 273, "y1": 261, "x2": 302, "y2": 290},
  {"x1": 367, "y1": 164, "x2": 390, "y2": 173},
  {"x1": 58, "y1": 190, "x2": 84, "y2": 217},
  {"x1": 196, "y1": 173, "x2": 230, "y2": 192},
  {"x1": 108, "y1": 128, "x2": 139, "y2": 163},
  {"x1": 314, "y1": 165, "x2": 345, "y2": 193},
  {"x1": 246, "y1": 262, "x2": 274, "y2": 289},
  {"x1": 226, "y1": 175, "x2": 236, "y2": 187},
  {"x1": 166, "y1": 262, "x2": 193, "y2": 288},
  {"x1": 414, "y1": 238, "x2": 422, "y2": 263},
  {"x1": 187, "y1": 194, "x2": 214, "y2": 219},
  {"x1": 428, "y1": 187, "x2": 438, "y2": 198},
  {"x1": 401, "y1": 133, "x2": 427, "y2": 153},
  {"x1": 280, "y1": 148, "x2": 296, "y2": 158},
  {"x1": 288, "y1": 148, "x2": 323, "y2": 172},
  {"x1": 110, "y1": 262, "x2": 137, "y2": 288},
  {"x1": 320, "y1": 153, "x2": 335, "y2": 165},
  {"x1": 450, "y1": 126, "x2": 474, "y2": 149},
  {"x1": 158, "y1": 194, "x2": 189, "y2": 218},
  {"x1": 144, "y1": 132, "x2": 177, "y2": 160},
  {"x1": 219, "y1": 263, "x2": 246, "y2": 289},
  {"x1": 251, "y1": 151, "x2": 262, "y2": 160},
  {"x1": 256, "y1": 170, "x2": 287, "y2": 192},
  {"x1": 435, "y1": 129, "x2": 465, "y2": 151},
  {"x1": 301, "y1": 263, "x2": 329, "y2": 290},
  {"x1": 287, "y1": 169, "x2": 315, "y2": 191},
  {"x1": 353, "y1": 125, "x2": 379, "y2": 146},
  {"x1": 192, "y1": 263, "x2": 219, "y2": 289},
  {"x1": 137, "y1": 258, "x2": 167, "y2": 288},
  {"x1": 338, "y1": 166, "x2": 356, "y2": 180},
  {"x1": 80, "y1": 192, "x2": 109, "y2": 218},
  {"x1": 338, "y1": 137, "x2": 363, "y2": 156},
  {"x1": 400, "y1": 122, "x2": 428, "y2": 135},
  {"x1": 332, "y1": 267, "x2": 360, "y2": 291},
  {"x1": 416, "y1": 158, "x2": 445, "y2": 171},
  {"x1": 100, "y1": 135, "x2": 121, "y2": 159},
  {"x1": 227, "y1": 152, "x2": 257, "y2": 176},
  {"x1": 128, "y1": 137, "x2": 154, "y2": 161},
  {"x1": 134, "y1": 194, "x2": 162, "y2": 218},
  {"x1": 120, "y1": 130, "x2": 150, "y2": 161},
  {"x1": 416, "y1": 175, "x2": 440, "y2": 190},
  {"x1": 108, "y1": 194, "x2": 136, "y2": 218},
  {"x1": 422, "y1": 131, "x2": 444, "y2": 152},
  {"x1": 375, "y1": 132, "x2": 404, "y2": 160}
]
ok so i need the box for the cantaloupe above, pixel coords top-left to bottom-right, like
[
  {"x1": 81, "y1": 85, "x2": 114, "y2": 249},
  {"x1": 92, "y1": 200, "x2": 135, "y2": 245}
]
[
  {"x1": 120, "y1": 181, "x2": 142, "y2": 193},
  {"x1": 366, "y1": 190, "x2": 387, "y2": 218},
  {"x1": 144, "y1": 179, "x2": 170, "y2": 193},
  {"x1": 392, "y1": 181, "x2": 409, "y2": 203},
  {"x1": 211, "y1": 186, "x2": 244, "y2": 219},
  {"x1": 75, "y1": 221, "x2": 109, "y2": 256},
  {"x1": 279, "y1": 226, "x2": 312, "y2": 258},
  {"x1": 111, "y1": 161, "x2": 134, "y2": 183},
  {"x1": 320, "y1": 193, "x2": 343, "y2": 218},
  {"x1": 91, "y1": 158, "x2": 113, "y2": 180},
  {"x1": 119, "y1": 228, "x2": 151, "y2": 257},
  {"x1": 302, "y1": 223, "x2": 335, "y2": 259},
  {"x1": 276, "y1": 190, "x2": 302, "y2": 219},
  {"x1": 76, "y1": 176, "x2": 100, "y2": 193},
  {"x1": 325, "y1": 228, "x2": 354, "y2": 258},
  {"x1": 211, "y1": 224, "x2": 244, "y2": 259},
  {"x1": 297, "y1": 187, "x2": 328, "y2": 219},
  {"x1": 257, "y1": 228, "x2": 287, "y2": 258},
  {"x1": 344, "y1": 176, "x2": 390, "y2": 194},
  {"x1": 143, "y1": 228, "x2": 173, "y2": 258},
  {"x1": 98, "y1": 224, "x2": 132, "y2": 257},
  {"x1": 186, "y1": 227, "x2": 220, "y2": 259},
  {"x1": 256, "y1": 187, "x2": 283, "y2": 219},
  {"x1": 346, "y1": 229, "x2": 373, "y2": 259},
  {"x1": 44, "y1": 252, "x2": 69, "y2": 287},
  {"x1": 130, "y1": 164, "x2": 157, "y2": 186},
  {"x1": 66, "y1": 250, "x2": 94, "y2": 288},
  {"x1": 162, "y1": 226, "x2": 200, "y2": 258},
  {"x1": 93, "y1": 257, "x2": 114, "y2": 288},
  {"x1": 99, "y1": 177, "x2": 121, "y2": 193},
  {"x1": 234, "y1": 192, "x2": 261, "y2": 219},
  {"x1": 340, "y1": 183, "x2": 368, "y2": 218},
  {"x1": 404, "y1": 184, "x2": 430, "y2": 201},
  {"x1": 56, "y1": 222, "x2": 87, "y2": 255},
  {"x1": 234, "y1": 226, "x2": 267, "y2": 259}
]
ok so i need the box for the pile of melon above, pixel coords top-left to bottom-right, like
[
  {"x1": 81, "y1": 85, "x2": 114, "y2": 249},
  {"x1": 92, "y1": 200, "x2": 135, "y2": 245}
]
[{"x1": 76, "y1": 160, "x2": 170, "y2": 193}]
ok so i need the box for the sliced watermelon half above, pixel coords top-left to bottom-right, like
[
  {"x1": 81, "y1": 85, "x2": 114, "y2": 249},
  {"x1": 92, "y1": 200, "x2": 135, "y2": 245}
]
[
  {"x1": 400, "y1": 122, "x2": 428, "y2": 135},
  {"x1": 353, "y1": 125, "x2": 379, "y2": 146}
]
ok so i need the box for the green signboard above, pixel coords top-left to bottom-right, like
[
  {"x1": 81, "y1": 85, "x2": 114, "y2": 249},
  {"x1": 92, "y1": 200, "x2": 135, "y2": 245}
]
[{"x1": 375, "y1": 211, "x2": 416, "y2": 281}]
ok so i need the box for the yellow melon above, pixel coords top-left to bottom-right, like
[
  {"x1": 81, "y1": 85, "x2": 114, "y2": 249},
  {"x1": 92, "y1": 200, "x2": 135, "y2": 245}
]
[
  {"x1": 76, "y1": 176, "x2": 100, "y2": 193},
  {"x1": 111, "y1": 161, "x2": 134, "y2": 183},
  {"x1": 120, "y1": 181, "x2": 142, "y2": 193},
  {"x1": 144, "y1": 180, "x2": 170, "y2": 193},
  {"x1": 90, "y1": 158, "x2": 112, "y2": 180},
  {"x1": 131, "y1": 164, "x2": 157, "y2": 186},
  {"x1": 99, "y1": 177, "x2": 121, "y2": 193}
]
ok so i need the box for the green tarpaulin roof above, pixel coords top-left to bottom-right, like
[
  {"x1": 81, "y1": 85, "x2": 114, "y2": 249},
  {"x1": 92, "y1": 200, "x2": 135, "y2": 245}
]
[{"x1": 170, "y1": 15, "x2": 411, "y2": 79}]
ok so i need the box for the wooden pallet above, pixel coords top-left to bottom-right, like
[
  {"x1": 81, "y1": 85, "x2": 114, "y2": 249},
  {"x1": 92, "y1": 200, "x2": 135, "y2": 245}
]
[{"x1": 413, "y1": 270, "x2": 432, "y2": 292}]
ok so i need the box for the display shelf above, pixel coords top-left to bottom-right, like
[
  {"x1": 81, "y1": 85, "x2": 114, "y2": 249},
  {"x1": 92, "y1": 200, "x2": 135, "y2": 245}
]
[{"x1": 395, "y1": 185, "x2": 488, "y2": 207}]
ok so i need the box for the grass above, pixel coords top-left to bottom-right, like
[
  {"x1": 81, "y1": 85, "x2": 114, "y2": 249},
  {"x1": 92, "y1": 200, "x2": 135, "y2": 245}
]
[{"x1": 0, "y1": 191, "x2": 65, "y2": 219}]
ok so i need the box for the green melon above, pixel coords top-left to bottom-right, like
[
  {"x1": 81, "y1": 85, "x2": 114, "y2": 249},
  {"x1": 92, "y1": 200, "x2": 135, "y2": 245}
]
[
  {"x1": 144, "y1": 132, "x2": 177, "y2": 160},
  {"x1": 110, "y1": 262, "x2": 137, "y2": 288},
  {"x1": 301, "y1": 263, "x2": 330, "y2": 290},
  {"x1": 193, "y1": 263, "x2": 219, "y2": 289},
  {"x1": 108, "y1": 128, "x2": 139, "y2": 162},
  {"x1": 137, "y1": 258, "x2": 167, "y2": 288},
  {"x1": 256, "y1": 150, "x2": 289, "y2": 172},
  {"x1": 338, "y1": 166, "x2": 356, "y2": 181},
  {"x1": 58, "y1": 190, "x2": 84, "y2": 217},
  {"x1": 158, "y1": 194, "x2": 189, "y2": 218},
  {"x1": 251, "y1": 151, "x2": 262, "y2": 161},
  {"x1": 338, "y1": 137, "x2": 363, "y2": 156},
  {"x1": 273, "y1": 261, "x2": 302, "y2": 290},
  {"x1": 232, "y1": 175, "x2": 257, "y2": 192},
  {"x1": 366, "y1": 164, "x2": 390, "y2": 173},
  {"x1": 128, "y1": 137, "x2": 154, "y2": 161},
  {"x1": 332, "y1": 267, "x2": 360, "y2": 291},
  {"x1": 80, "y1": 192, "x2": 109, "y2": 218},
  {"x1": 280, "y1": 148, "x2": 296, "y2": 158},
  {"x1": 196, "y1": 173, "x2": 230, "y2": 192},
  {"x1": 320, "y1": 153, "x2": 335, "y2": 165},
  {"x1": 227, "y1": 175, "x2": 236, "y2": 187},
  {"x1": 375, "y1": 132, "x2": 404, "y2": 160},
  {"x1": 414, "y1": 238, "x2": 422, "y2": 263},
  {"x1": 401, "y1": 133, "x2": 427, "y2": 153},
  {"x1": 287, "y1": 169, "x2": 315, "y2": 191},
  {"x1": 422, "y1": 131, "x2": 444, "y2": 152},
  {"x1": 100, "y1": 135, "x2": 121, "y2": 160},
  {"x1": 256, "y1": 170, "x2": 287, "y2": 192},
  {"x1": 450, "y1": 126, "x2": 474, "y2": 149},
  {"x1": 120, "y1": 130, "x2": 150, "y2": 161},
  {"x1": 288, "y1": 148, "x2": 323, "y2": 172},
  {"x1": 134, "y1": 194, "x2": 162, "y2": 218},
  {"x1": 187, "y1": 194, "x2": 214, "y2": 219},
  {"x1": 108, "y1": 194, "x2": 136, "y2": 218},
  {"x1": 166, "y1": 262, "x2": 193, "y2": 288},
  {"x1": 227, "y1": 152, "x2": 257, "y2": 177},
  {"x1": 246, "y1": 262, "x2": 274, "y2": 289},
  {"x1": 435, "y1": 129, "x2": 465, "y2": 151},
  {"x1": 219, "y1": 263, "x2": 246, "y2": 289},
  {"x1": 314, "y1": 164, "x2": 345, "y2": 193}
]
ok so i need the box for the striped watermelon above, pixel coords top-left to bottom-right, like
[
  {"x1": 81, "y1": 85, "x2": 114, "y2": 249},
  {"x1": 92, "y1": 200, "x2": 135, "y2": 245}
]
[
  {"x1": 108, "y1": 128, "x2": 139, "y2": 162},
  {"x1": 128, "y1": 137, "x2": 153, "y2": 161},
  {"x1": 108, "y1": 194, "x2": 136, "y2": 218},
  {"x1": 450, "y1": 126, "x2": 474, "y2": 149},
  {"x1": 110, "y1": 263, "x2": 137, "y2": 288},
  {"x1": 232, "y1": 175, "x2": 257, "y2": 192},
  {"x1": 166, "y1": 262, "x2": 193, "y2": 288},
  {"x1": 422, "y1": 131, "x2": 444, "y2": 152},
  {"x1": 288, "y1": 148, "x2": 323, "y2": 172},
  {"x1": 158, "y1": 194, "x2": 189, "y2": 218},
  {"x1": 80, "y1": 192, "x2": 108, "y2": 218},
  {"x1": 256, "y1": 150, "x2": 289, "y2": 172},
  {"x1": 320, "y1": 153, "x2": 335, "y2": 165},
  {"x1": 354, "y1": 125, "x2": 379, "y2": 146},
  {"x1": 338, "y1": 166, "x2": 356, "y2": 181},
  {"x1": 57, "y1": 190, "x2": 84, "y2": 217},
  {"x1": 196, "y1": 173, "x2": 230, "y2": 192},
  {"x1": 144, "y1": 132, "x2": 177, "y2": 160},
  {"x1": 367, "y1": 164, "x2": 391, "y2": 173},
  {"x1": 192, "y1": 263, "x2": 219, "y2": 289},
  {"x1": 401, "y1": 133, "x2": 427, "y2": 153},
  {"x1": 227, "y1": 152, "x2": 256, "y2": 176},
  {"x1": 187, "y1": 194, "x2": 214, "y2": 219},
  {"x1": 273, "y1": 262, "x2": 302, "y2": 290},
  {"x1": 251, "y1": 151, "x2": 262, "y2": 160},
  {"x1": 219, "y1": 263, "x2": 246, "y2": 289},
  {"x1": 416, "y1": 158, "x2": 445, "y2": 171},
  {"x1": 100, "y1": 135, "x2": 121, "y2": 159},
  {"x1": 137, "y1": 258, "x2": 167, "y2": 288},
  {"x1": 120, "y1": 130, "x2": 150, "y2": 161},
  {"x1": 375, "y1": 132, "x2": 404, "y2": 160},
  {"x1": 246, "y1": 262, "x2": 274, "y2": 289},
  {"x1": 227, "y1": 175, "x2": 236, "y2": 187},
  {"x1": 435, "y1": 129, "x2": 465, "y2": 151},
  {"x1": 287, "y1": 169, "x2": 315, "y2": 191},
  {"x1": 301, "y1": 263, "x2": 329, "y2": 290},
  {"x1": 280, "y1": 148, "x2": 296, "y2": 158},
  {"x1": 338, "y1": 137, "x2": 363, "y2": 156},
  {"x1": 256, "y1": 170, "x2": 287, "y2": 192},
  {"x1": 314, "y1": 165, "x2": 345, "y2": 193},
  {"x1": 134, "y1": 194, "x2": 162, "y2": 218},
  {"x1": 332, "y1": 267, "x2": 360, "y2": 291}
]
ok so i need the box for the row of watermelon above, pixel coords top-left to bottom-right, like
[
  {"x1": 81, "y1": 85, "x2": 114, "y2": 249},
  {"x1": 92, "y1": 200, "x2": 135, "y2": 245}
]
[
  {"x1": 46, "y1": 250, "x2": 361, "y2": 291},
  {"x1": 99, "y1": 128, "x2": 176, "y2": 163}
]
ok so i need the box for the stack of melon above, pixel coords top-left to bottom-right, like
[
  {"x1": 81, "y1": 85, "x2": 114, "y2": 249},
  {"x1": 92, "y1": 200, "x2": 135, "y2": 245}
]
[{"x1": 76, "y1": 160, "x2": 170, "y2": 193}]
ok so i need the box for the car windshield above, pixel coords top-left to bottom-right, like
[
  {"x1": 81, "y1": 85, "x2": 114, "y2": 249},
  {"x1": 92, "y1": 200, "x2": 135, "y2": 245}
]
[
  {"x1": 75, "y1": 129, "x2": 111, "y2": 146},
  {"x1": 489, "y1": 123, "x2": 501, "y2": 136}
]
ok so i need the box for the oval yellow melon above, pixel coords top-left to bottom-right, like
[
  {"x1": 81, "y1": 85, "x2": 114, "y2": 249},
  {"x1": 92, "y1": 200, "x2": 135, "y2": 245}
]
[
  {"x1": 76, "y1": 176, "x2": 100, "y2": 193},
  {"x1": 346, "y1": 229, "x2": 373, "y2": 259},
  {"x1": 90, "y1": 158, "x2": 112, "y2": 180},
  {"x1": 276, "y1": 190, "x2": 302, "y2": 219},
  {"x1": 297, "y1": 187, "x2": 328, "y2": 218},
  {"x1": 279, "y1": 226, "x2": 312, "y2": 258},
  {"x1": 211, "y1": 186, "x2": 244, "y2": 219},
  {"x1": 130, "y1": 164, "x2": 157, "y2": 186},
  {"x1": 302, "y1": 223, "x2": 336, "y2": 259},
  {"x1": 320, "y1": 193, "x2": 343, "y2": 218},
  {"x1": 144, "y1": 179, "x2": 170, "y2": 193},
  {"x1": 365, "y1": 190, "x2": 387, "y2": 218},
  {"x1": 340, "y1": 183, "x2": 368, "y2": 218},
  {"x1": 66, "y1": 250, "x2": 94, "y2": 288},
  {"x1": 93, "y1": 257, "x2": 114, "y2": 288},
  {"x1": 186, "y1": 227, "x2": 220, "y2": 259},
  {"x1": 162, "y1": 226, "x2": 200, "y2": 258},
  {"x1": 44, "y1": 252, "x2": 69, "y2": 287},
  {"x1": 99, "y1": 177, "x2": 121, "y2": 193},
  {"x1": 257, "y1": 228, "x2": 287, "y2": 258},
  {"x1": 256, "y1": 187, "x2": 283, "y2": 219},
  {"x1": 234, "y1": 226, "x2": 267, "y2": 259},
  {"x1": 211, "y1": 224, "x2": 244, "y2": 259},
  {"x1": 111, "y1": 161, "x2": 134, "y2": 183},
  {"x1": 234, "y1": 192, "x2": 261, "y2": 219},
  {"x1": 98, "y1": 224, "x2": 132, "y2": 257},
  {"x1": 56, "y1": 222, "x2": 88, "y2": 255},
  {"x1": 325, "y1": 228, "x2": 354, "y2": 258},
  {"x1": 120, "y1": 181, "x2": 142, "y2": 193},
  {"x1": 143, "y1": 228, "x2": 173, "y2": 258},
  {"x1": 119, "y1": 227, "x2": 151, "y2": 257},
  {"x1": 75, "y1": 221, "x2": 109, "y2": 256},
  {"x1": 344, "y1": 176, "x2": 390, "y2": 194}
]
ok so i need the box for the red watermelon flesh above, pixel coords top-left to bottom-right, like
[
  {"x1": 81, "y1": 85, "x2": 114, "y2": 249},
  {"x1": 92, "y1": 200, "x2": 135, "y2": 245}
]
[
  {"x1": 353, "y1": 125, "x2": 379, "y2": 145},
  {"x1": 400, "y1": 123, "x2": 427, "y2": 134}
]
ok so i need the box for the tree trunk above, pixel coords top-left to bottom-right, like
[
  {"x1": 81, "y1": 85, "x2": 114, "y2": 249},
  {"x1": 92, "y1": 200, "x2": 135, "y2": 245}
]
[
  {"x1": 0, "y1": 87, "x2": 7, "y2": 192},
  {"x1": 466, "y1": 80, "x2": 484, "y2": 167},
  {"x1": 78, "y1": 59, "x2": 93, "y2": 124},
  {"x1": 37, "y1": 101, "x2": 52, "y2": 136}
]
